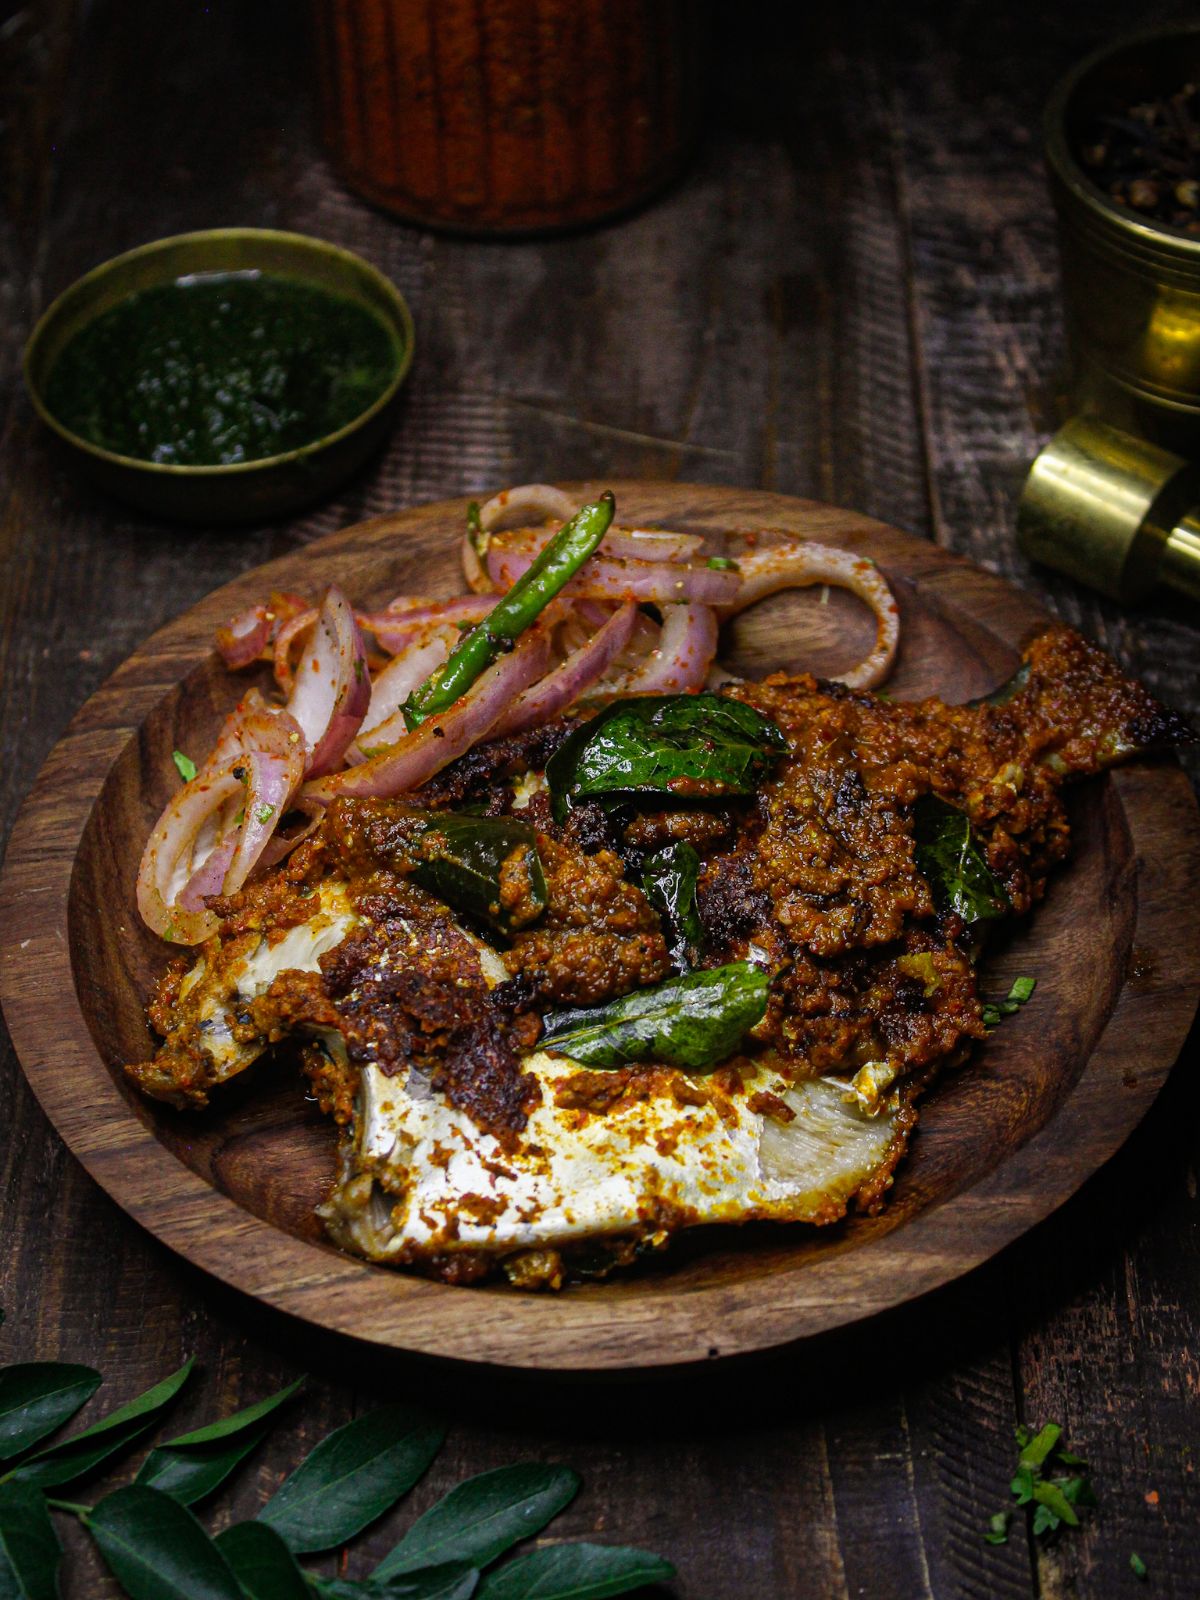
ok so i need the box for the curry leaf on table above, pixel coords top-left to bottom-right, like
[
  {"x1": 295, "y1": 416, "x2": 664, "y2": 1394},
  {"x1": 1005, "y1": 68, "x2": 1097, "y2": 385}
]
[
  {"x1": 135, "y1": 1376, "x2": 303, "y2": 1505},
  {"x1": 316, "y1": 1563, "x2": 480, "y2": 1599},
  {"x1": 258, "y1": 1405, "x2": 444, "y2": 1554},
  {"x1": 541, "y1": 962, "x2": 769, "y2": 1071},
  {"x1": 214, "y1": 1520, "x2": 310, "y2": 1600},
  {"x1": 9, "y1": 1358, "x2": 194, "y2": 1488},
  {"x1": 0, "y1": 1480, "x2": 62, "y2": 1600},
  {"x1": 546, "y1": 693, "x2": 787, "y2": 820},
  {"x1": 912, "y1": 796, "x2": 1009, "y2": 925},
  {"x1": 0, "y1": 1363, "x2": 101, "y2": 1464},
  {"x1": 476, "y1": 1542, "x2": 676, "y2": 1599},
  {"x1": 85, "y1": 1484, "x2": 243, "y2": 1600},
  {"x1": 374, "y1": 1463, "x2": 580, "y2": 1580}
]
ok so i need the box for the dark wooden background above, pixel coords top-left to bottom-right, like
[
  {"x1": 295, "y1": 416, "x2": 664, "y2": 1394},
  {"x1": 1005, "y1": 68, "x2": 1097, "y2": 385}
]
[{"x1": 2, "y1": 2, "x2": 1198, "y2": 1595}]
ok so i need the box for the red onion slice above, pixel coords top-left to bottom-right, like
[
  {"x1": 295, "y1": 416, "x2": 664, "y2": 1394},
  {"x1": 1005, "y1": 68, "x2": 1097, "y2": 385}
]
[
  {"x1": 487, "y1": 539, "x2": 741, "y2": 606},
  {"x1": 223, "y1": 748, "x2": 306, "y2": 894},
  {"x1": 487, "y1": 521, "x2": 703, "y2": 565},
  {"x1": 348, "y1": 622, "x2": 461, "y2": 761},
  {"x1": 611, "y1": 603, "x2": 719, "y2": 695},
  {"x1": 304, "y1": 627, "x2": 553, "y2": 804},
  {"x1": 215, "y1": 604, "x2": 271, "y2": 669},
  {"x1": 137, "y1": 763, "x2": 247, "y2": 944},
  {"x1": 479, "y1": 484, "x2": 577, "y2": 532},
  {"x1": 362, "y1": 596, "x2": 498, "y2": 655},
  {"x1": 723, "y1": 543, "x2": 900, "y2": 689},
  {"x1": 272, "y1": 608, "x2": 317, "y2": 695},
  {"x1": 490, "y1": 601, "x2": 638, "y2": 738},
  {"x1": 285, "y1": 586, "x2": 371, "y2": 777}
]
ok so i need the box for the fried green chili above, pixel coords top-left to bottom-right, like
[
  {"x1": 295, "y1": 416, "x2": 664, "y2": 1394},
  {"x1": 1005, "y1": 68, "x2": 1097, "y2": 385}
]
[{"x1": 405, "y1": 491, "x2": 615, "y2": 727}]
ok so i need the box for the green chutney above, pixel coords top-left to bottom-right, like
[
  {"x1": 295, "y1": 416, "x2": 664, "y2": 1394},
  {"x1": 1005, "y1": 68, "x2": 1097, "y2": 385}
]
[{"x1": 44, "y1": 271, "x2": 401, "y2": 466}]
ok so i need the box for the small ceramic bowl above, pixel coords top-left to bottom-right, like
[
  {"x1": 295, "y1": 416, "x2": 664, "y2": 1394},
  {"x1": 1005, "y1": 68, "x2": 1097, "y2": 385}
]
[{"x1": 24, "y1": 228, "x2": 415, "y2": 524}]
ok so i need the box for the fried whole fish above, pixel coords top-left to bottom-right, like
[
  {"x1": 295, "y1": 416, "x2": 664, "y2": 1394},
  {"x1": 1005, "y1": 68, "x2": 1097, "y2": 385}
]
[{"x1": 128, "y1": 626, "x2": 1189, "y2": 1288}]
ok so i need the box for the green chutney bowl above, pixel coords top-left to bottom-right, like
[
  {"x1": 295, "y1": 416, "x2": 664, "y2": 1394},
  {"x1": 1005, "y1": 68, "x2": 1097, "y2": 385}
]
[{"x1": 23, "y1": 228, "x2": 415, "y2": 525}]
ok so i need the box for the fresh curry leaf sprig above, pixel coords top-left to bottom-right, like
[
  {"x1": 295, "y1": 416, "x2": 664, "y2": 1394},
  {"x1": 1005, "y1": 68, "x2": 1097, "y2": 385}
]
[
  {"x1": 981, "y1": 976, "x2": 1037, "y2": 1031},
  {"x1": 984, "y1": 1421, "x2": 1097, "y2": 1547},
  {"x1": 0, "y1": 1323, "x2": 675, "y2": 1600}
]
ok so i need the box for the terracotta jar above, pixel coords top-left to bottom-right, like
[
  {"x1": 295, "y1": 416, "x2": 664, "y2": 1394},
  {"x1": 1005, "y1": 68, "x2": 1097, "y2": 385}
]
[{"x1": 313, "y1": 0, "x2": 705, "y2": 233}]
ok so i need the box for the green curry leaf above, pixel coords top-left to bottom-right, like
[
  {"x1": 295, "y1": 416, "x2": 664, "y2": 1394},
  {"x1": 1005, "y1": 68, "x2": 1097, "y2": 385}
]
[
  {"x1": 0, "y1": 1363, "x2": 101, "y2": 1464},
  {"x1": 546, "y1": 694, "x2": 786, "y2": 820},
  {"x1": 0, "y1": 1480, "x2": 61, "y2": 1600},
  {"x1": 912, "y1": 796, "x2": 1009, "y2": 925},
  {"x1": 541, "y1": 962, "x2": 768, "y2": 1071},
  {"x1": 640, "y1": 843, "x2": 703, "y2": 972},
  {"x1": 411, "y1": 815, "x2": 547, "y2": 940}
]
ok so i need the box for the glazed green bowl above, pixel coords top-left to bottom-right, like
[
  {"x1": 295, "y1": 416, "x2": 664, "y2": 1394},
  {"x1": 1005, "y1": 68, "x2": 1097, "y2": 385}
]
[{"x1": 23, "y1": 229, "x2": 414, "y2": 524}]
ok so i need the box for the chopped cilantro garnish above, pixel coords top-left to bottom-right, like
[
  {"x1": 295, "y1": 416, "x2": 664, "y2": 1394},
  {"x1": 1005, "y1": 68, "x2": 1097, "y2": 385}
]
[
  {"x1": 982, "y1": 976, "x2": 1037, "y2": 1030},
  {"x1": 986, "y1": 1420, "x2": 1096, "y2": 1549},
  {"x1": 172, "y1": 750, "x2": 197, "y2": 783},
  {"x1": 706, "y1": 556, "x2": 740, "y2": 571},
  {"x1": 1131, "y1": 1552, "x2": 1148, "y2": 1580},
  {"x1": 255, "y1": 803, "x2": 276, "y2": 825}
]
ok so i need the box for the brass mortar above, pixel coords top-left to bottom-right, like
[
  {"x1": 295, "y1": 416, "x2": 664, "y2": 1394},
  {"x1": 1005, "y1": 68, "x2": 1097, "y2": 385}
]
[{"x1": 1045, "y1": 24, "x2": 1200, "y2": 452}]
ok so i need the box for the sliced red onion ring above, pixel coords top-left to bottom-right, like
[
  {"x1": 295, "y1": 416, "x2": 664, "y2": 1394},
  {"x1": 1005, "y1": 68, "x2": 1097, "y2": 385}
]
[
  {"x1": 723, "y1": 542, "x2": 900, "y2": 689},
  {"x1": 611, "y1": 603, "x2": 719, "y2": 695},
  {"x1": 304, "y1": 627, "x2": 553, "y2": 804},
  {"x1": 603, "y1": 527, "x2": 705, "y2": 562},
  {"x1": 362, "y1": 596, "x2": 498, "y2": 655},
  {"x1": 479, "y1": 484, "x2": 577, "y2": 532},
  {"x1": 487, "y1": 521, "x2": 703, "y2": 565},
  {"x1": 490, "y1": 601, "x2": 638, "y2": 738},
  {"x1": 223, "y1": 748, "x2": 305, "y2": 893},
  {"x1": 256, "y1": 796, "x2": 325, "y2": 869},
  {"x1": 215, "y1": 604, "x2": 271, "y2": 669},
  {"x1": 487, "y1": 539, "x2": 741, "y2": 606},
  {"x1": 138, "y1": 764, "x2": 248, "y2": 943},
  {"x1": 285, "y1": 586, "x2": 371, "y2": 777},
  {"x1": 203, "y1": 692, "x2": 305, "y2": 776},
  {"x1": 348, "y1": 622, "x2": 460, "y2": 761},
  {"x1": 273, "y1": 608, "x2": 317, "y2": 695}
]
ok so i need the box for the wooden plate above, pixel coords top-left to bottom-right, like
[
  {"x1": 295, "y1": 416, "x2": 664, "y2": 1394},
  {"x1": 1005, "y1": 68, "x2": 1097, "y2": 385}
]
[{"x1": 2, "y1": 484, "x2": 1198, "y2": 1373}]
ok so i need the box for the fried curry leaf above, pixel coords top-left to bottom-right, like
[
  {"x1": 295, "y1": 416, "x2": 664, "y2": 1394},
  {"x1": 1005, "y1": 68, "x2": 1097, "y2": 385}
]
[
  {"x1": 967, "y1": 660, "x2": 1031, "y2": 708},
  {"x1": 476, "y1": 1542, "x2": 675, "y2": 1600},
  {"x1": 86, "y1": 1486, "x2": 243, "y2": 1600},
  {"x1": 214, "y1": 1521, "x2": 311, "y2": 1600},
  {"x1": 411, "y1": 816, "x2": 546, "y2": 940},
  {"x1": 546, "y1": 693, "x2": 787, "y2": 820},
  {"x1": 913, "y1": 796, "x2": 1009, "y2": 925},
  {"x1": 135, "y1": 1376, "x2": 303, "y2": 1506},
  {"x1": 541, "y1": 962, "x2": 768, "y2": 1071},
  {"x1": 0, "y1": 1480, "x2": 61, "y2": 1600},
  {"x1": 374, "y1": 1463, "x2": 580, "y2": 1580},
  {"x1": 640, "y1": 843, "x2": 703, "y2": 972},
  {"x1": 317, "y1": 1564, "x2": 479, "y2": 1599},
  {"x1": 9, "y1": 1359, "x2": 194, "y2": 1488},
  {"x1": 0, "y1": 1363, "x2": 101, "y2": 1464},
  {"x1": 258, "y1": 1404, "x2": 444, "y2": 1554}
]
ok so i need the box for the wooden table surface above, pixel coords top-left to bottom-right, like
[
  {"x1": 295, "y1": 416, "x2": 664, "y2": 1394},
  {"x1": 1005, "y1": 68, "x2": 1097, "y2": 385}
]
[{"x1": 2, "y1": 2, "x2": 1198, "y2": 1596}]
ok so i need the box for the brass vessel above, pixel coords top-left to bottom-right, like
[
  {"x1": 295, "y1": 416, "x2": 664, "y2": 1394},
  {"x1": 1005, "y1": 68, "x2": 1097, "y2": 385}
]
[
  {"x1": 1017, "y1": 416, "x2": 1200, "y2": 603},
  {"x1": 1045, "y1": 25, "x2": 1200, "y2": 451}
]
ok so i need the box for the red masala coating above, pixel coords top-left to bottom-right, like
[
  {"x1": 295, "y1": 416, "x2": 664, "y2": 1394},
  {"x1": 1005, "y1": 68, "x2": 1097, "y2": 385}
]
[{"x1": 130, "y1": 624, "x2": 1189, "y2": 1178}]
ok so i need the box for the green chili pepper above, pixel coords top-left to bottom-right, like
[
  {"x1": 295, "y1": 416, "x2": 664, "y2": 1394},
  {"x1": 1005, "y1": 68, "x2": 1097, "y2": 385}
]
[{"x1": 405, "y1": 491, "x2": 616, "y2": 727}]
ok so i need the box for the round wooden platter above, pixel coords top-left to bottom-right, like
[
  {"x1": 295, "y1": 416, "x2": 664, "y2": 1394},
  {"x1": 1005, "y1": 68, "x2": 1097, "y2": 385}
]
[{"x1": 2, "y1": 483, "x2": 1198, "y2": 1374}]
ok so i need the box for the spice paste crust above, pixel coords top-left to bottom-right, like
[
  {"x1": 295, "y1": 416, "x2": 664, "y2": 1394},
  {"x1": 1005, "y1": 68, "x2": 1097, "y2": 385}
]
[{"x1": 127, "y1": 625, "x2": 1191, "y2": 1288}]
